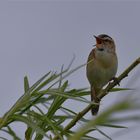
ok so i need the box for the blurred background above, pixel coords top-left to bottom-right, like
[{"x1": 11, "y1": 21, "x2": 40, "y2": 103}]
[{"x1": 0, "y1": 0, "x2": 140, "y2": 139}]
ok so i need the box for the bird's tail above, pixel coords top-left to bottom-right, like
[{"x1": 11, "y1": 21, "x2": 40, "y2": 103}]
[{"x1": 91, "y1": 87, "x2": 100, "y2": 115}]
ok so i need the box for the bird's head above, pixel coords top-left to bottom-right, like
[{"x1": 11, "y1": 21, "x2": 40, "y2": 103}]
[{"x1": 94, "y1": 34, "x2": 116, "y2": 53}]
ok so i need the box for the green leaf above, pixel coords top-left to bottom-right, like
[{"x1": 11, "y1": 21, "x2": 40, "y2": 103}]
[
  {"x1": 43, "y1": 117, "x2": 63, "y2": 139},
  {"x1": 38, "y1": 89, "x2": 93, "y2": 104},
  {"x1": 26, "y1": 71, "x2": 51, "y2": 94},
  {"x1": 25, "y1": 127, "x2": 32, "y2": 140},
  {"x1": 24, "y1": 76, "x2": 30, "y2": 92},
  {"x1": 12, "y1": 115, "x2": 49, "y2": 139},
  {"x1": 6, "y1": 126, "x2": 21, "y2": 140},
  {"x1": 110, "y1": 88, "x2": 132, "y2": 92},
  {"x1": 60, "y1": 106, "x2": 78, "y2": 115},
  {"x1": 34, "y1": 72, "x2": 57, "y2": 92},
  {"x1": 59, "y1": 80, "x2": 68, "y2": 92},
  {"x1": 99, "y1": 123, "x2": 127, "y2": 128},
  {"x1": 0, "y1": 127, "x2": 21, "y2": 140},
  {"x1": 96, "y1": 127, "x2": 112, "y2": 140}
]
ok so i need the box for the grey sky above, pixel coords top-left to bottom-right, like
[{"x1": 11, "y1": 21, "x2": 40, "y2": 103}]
[{"x1": 0, "y1": 1, "x2": 140, "y2": 139}]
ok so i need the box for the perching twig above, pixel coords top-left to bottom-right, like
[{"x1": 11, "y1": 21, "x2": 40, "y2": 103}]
[{"x1": 52, "y1": 57, "x2": 140, "y2": 140}]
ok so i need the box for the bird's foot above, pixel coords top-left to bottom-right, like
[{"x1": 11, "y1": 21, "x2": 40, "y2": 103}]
[{"x1": 110, "y1": 77, "x2": 120, "y2": 86}]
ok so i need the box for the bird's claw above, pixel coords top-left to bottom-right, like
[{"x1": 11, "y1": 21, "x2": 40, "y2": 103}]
[{"x1": 110, "y1": 77, "x2": 120, "y2": 86}]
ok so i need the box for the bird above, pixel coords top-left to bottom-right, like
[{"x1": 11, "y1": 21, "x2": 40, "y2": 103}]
[{"x1": 86, "y1": 34, "x2": 118, "y2": 115}]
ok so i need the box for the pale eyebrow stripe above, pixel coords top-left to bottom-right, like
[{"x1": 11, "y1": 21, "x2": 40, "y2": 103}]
[{"x1": 103, "y1": 36, "x2": 113, "y2": 41}]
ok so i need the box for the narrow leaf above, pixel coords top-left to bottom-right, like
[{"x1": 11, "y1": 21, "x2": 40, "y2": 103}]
[{"x1": 24, "y1": 76, "x2": 30, "y2": 92}]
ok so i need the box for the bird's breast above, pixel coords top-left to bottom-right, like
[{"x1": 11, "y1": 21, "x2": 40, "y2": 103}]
[
  {"x1": 86, "y1": 52, "x2": 118, "y2": 89},
  {"x1": 96, "y1": 51, "x2": 117, "y2": 68}
]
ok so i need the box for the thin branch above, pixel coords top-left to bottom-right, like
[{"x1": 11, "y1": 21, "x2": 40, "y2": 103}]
[{"x1": 52, "y1": 57, "x2": 140, "y2": 140}]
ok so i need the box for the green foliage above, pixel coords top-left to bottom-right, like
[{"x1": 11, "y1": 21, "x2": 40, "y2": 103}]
[{"x1": 0, "y1": 61, "x2": 140, "y2": 140}]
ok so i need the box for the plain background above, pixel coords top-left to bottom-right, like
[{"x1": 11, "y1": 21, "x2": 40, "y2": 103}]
[{"x1": 0, "y1": 0, "x2": 140, "y2": 139}]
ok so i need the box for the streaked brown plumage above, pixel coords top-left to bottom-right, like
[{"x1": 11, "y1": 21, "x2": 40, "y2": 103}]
[{"x1": 86, "y1": 34, "x2": 118, "y2": 115}]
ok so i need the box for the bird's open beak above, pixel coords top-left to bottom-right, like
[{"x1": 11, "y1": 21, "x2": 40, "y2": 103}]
[{"x1": 93, "y1": 35, "x2": 103, "y2": 46}]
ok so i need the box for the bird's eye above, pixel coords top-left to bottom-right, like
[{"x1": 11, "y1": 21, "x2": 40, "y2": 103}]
[{"x1": 98, "y1": 48, "x2": 104, "y2": 51}]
